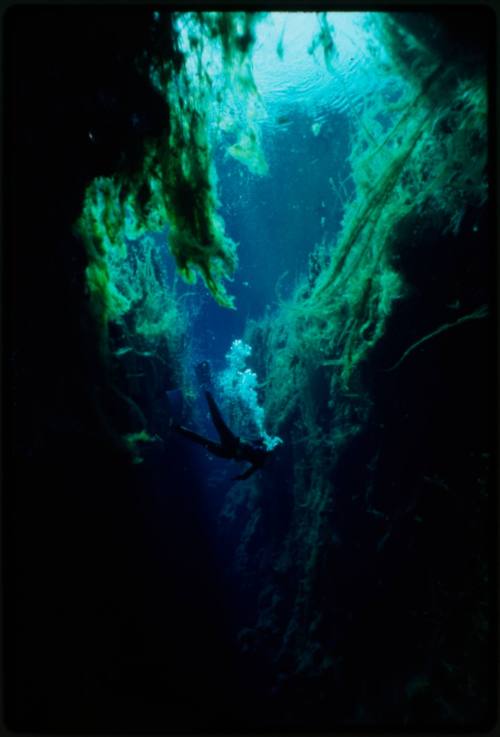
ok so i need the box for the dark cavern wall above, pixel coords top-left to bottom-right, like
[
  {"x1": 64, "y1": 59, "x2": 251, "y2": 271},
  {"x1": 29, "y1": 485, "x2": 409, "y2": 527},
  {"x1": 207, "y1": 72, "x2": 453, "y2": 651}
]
[{"x1": 5, "y1": 7, "x2": 246, "y2": 731}]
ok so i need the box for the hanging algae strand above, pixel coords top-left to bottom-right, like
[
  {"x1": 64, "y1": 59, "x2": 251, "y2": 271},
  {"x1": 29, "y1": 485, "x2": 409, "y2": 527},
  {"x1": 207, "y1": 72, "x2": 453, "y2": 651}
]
[
  {"x1": 77, "y1": 176, "x2": 188, "y2": 355},
  {"x1": 154, "y1": 107, "x2": 238, "y2": 309},
  {"x1": 385, "y1": 305, "x2": 489, "y2": 372},
  {"x1": 79, "y1": 10, "x2": 267, "y2": 331},
  {"x1": 77, "y1": 174, "x2": 191, "y2": 458},
  {"x1": 148, "y1": 17, "x2": 237, "y2": 309},
  {"x1": 199, "y1": 12, "x2": 269, "y2": 176},
  {"x1": 149, "y1": 11, "x2": 267, "y2": 302}
]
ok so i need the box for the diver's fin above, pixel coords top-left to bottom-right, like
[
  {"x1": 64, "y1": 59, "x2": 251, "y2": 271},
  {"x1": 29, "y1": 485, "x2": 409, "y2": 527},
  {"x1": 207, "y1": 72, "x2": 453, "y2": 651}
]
[
  {"x1": 173, "y1": 424, "x2": 209, "y2": 446},
  {"x1": 173, "y1": 424, "x2": 220, "y2": 454},
  {"x1": 205, "y1": 391, "x2": 239, "y2": 448}
]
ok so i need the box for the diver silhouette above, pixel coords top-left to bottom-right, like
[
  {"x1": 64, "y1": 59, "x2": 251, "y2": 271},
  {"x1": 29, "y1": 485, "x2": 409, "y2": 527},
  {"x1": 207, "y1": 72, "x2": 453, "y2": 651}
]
[{"x1": 174, "y1": 390, "x2": 274, "y2": 481}]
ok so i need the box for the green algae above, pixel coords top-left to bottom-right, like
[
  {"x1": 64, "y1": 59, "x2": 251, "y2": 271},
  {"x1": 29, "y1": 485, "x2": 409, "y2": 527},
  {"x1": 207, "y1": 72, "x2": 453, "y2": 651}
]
[
  {"x1": 78, "y1": 176, "x2": 188, "y2": 348},
  {"x1": 231, "y1": 12, "x2": 488, "y2": 677},
  {"x1": 253, "y1": 24, "x2": 487, "y2": 410},
  {"x1": 78, "y1": 11, "x2": 267, "y2": 339},
  {"x1": 153, "y1": 11, "x2": 268, "y2": 296},
  {"x1": 76, "y1": 11, "x2": 268, "y2": 458}
]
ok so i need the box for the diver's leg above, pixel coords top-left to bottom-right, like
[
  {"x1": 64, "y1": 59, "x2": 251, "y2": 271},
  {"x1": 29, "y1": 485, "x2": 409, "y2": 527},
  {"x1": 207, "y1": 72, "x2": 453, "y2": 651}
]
[
  {"x1": 205, "y1": 391, "x2": 239, "y2": 448},
  {"x1": 173, "y1": 425, "x2": 232, "y2": 459}
]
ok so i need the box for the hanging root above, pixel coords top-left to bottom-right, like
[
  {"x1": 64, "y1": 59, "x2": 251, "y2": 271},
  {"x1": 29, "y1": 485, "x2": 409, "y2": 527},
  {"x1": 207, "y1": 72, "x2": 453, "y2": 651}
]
[{"x1": 385, "y1": 304, "x2": 488, "y2": 372}]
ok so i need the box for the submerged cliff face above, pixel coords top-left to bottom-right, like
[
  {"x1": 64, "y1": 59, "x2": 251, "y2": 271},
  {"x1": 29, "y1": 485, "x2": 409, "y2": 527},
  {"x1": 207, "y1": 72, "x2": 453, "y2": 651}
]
[
  {"x1": 216, "y1": 12, "x2": 492, "y2": 727},
  {"x1": 225, "y1": 204, "x2": 491, "y2": 726},
  {"x1": 6, "y1": 7, "x2": 493, "y2": 731}
]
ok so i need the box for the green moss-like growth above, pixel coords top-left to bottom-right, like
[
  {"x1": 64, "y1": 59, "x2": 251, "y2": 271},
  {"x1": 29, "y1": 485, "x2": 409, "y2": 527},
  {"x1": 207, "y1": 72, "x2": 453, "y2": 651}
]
[
  {"x1": 148, "y1": 11, "x2": 267, "y2": 304},
  {"x1": 78, "y1": 11, "x2": 268, "y2": 324},
  {"x1": 156, "y1": 109, "x2": 238, "y2": 307},
  {"x1": 232, "y1": 12, "x2": 488, "y2": 678},
  {"x1": 76, "y1": 11, "x2": 267, "y2": 458},
  {"x1": 77, "y1": 171, "x2": 191, "y2": 459},
  {"x1": 77, "y1": 175, "x2": 188, "y2": 347}
]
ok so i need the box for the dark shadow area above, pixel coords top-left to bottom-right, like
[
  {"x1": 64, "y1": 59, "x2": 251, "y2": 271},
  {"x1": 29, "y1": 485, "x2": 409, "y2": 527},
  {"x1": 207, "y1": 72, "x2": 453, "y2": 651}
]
[{"x1": 3, "y1": 6, "x2": 261, "y2": 732}]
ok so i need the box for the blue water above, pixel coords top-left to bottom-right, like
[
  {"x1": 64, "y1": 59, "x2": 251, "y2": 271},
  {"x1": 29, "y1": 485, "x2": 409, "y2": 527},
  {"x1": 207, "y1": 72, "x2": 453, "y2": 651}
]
[
  {"x1": 175, "y1": 12, "x2": 396, "y2": 376},
  {"x1": 189, "y1": 111, "x2": 351, "y2": 370}
]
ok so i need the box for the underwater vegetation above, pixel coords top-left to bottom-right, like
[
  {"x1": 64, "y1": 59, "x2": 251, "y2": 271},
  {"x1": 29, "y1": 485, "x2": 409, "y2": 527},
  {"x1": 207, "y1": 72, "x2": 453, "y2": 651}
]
[
  {"x1": 226, "y1": 12, "x2": 489, "y2": 717},
  {"x1": 76, "y1": 11, "x2": 269, "y2": 454},
  {"x1": 78, "y1": 10, "x2": 267, "y2": 316},
  {"x1": 72, "y1": 8, "x2": 490, "y2": 725}
]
